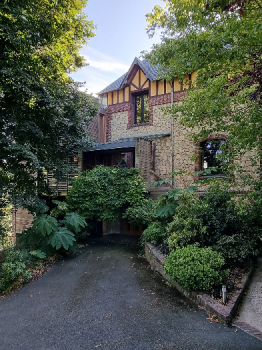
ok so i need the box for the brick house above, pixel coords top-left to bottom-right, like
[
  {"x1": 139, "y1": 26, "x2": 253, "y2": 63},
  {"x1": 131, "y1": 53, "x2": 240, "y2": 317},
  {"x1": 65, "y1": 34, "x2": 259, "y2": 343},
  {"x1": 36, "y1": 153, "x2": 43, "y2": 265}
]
[
  {"x1": 14, "y1": 57, "x2": 251, "y2": 236},
  {"x1": 82, "y1": 57, "x2": 198, "y2": 201}
]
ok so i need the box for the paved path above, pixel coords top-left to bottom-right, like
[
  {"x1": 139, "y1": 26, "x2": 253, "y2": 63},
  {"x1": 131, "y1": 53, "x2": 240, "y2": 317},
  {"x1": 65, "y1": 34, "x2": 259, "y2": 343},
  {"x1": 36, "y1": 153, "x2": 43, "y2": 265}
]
[
  {"x1": 0, "y1": 240, "x2": 261, "y2": 350},
  {"x1": 234, "y1": 256, "x2": 262, "y2": 340}
]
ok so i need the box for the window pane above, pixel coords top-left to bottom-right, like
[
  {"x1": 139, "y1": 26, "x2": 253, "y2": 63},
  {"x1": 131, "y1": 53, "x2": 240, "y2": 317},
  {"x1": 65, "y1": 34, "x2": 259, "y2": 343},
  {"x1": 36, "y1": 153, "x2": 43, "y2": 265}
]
[
  {"x1": 136, "y1": 96, "x2": 142, "y2": 123},
  {"x1": 143, "y1": 95, "x2": 149, "y2": 122},
  {"x1": 201, "y1": 139, "x2": 225, "y2": 174}
]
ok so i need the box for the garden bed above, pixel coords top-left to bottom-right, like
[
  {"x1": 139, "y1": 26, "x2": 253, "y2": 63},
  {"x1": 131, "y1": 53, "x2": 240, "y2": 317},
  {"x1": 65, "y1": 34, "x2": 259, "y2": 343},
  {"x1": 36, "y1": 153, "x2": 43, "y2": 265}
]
[
  {"x1": 0, "y1": 253, "x2": 61, "y2": 301},
  {"x1": 145, "y1": 242, "x2": 254, "y2": 325}
]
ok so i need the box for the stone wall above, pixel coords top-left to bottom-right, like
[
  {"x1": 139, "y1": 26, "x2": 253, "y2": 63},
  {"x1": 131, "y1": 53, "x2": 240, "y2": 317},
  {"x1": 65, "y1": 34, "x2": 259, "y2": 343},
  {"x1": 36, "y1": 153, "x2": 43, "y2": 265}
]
[
  {"x1": 104, "y1": 91, "x2": 258, "y2": 191},
  {"x1": 108, "y1": 95, "x2": 196, "y2": 185}
]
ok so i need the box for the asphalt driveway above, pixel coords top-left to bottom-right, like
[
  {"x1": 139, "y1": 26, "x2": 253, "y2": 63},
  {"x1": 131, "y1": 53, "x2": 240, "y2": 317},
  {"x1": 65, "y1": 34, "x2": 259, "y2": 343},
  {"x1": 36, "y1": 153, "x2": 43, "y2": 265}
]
[{"x1": 0, "y1": 240, "x2": 261, "y2": 350}]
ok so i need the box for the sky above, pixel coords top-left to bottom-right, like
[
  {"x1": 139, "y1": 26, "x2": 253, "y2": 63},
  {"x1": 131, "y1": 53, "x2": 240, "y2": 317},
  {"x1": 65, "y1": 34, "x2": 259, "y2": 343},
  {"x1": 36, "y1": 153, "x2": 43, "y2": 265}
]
[{"x1": 70, "y1": 0, "x2": 163, "y2": 95}]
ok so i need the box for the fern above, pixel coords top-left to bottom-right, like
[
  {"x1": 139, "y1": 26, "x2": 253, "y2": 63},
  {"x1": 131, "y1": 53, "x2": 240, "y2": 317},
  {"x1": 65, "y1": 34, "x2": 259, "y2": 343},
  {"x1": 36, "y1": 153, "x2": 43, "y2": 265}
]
[
  {"x1": 48, "y1": 227, "x2": 76, "y2": 250},
  {"x1": 32, "y1": 215, "x2": 58, "y2": 237}
]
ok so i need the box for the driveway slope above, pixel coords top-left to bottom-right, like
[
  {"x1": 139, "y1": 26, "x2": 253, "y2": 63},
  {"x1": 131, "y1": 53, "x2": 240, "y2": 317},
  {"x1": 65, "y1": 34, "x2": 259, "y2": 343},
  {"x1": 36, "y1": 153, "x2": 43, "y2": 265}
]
[{"x1": 0, "y1": 241, "x2": 261, "y2": 350}]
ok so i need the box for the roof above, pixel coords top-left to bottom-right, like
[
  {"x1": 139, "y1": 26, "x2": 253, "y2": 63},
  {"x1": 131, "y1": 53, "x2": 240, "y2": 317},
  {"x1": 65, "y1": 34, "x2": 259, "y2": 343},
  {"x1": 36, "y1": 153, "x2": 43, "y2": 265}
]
[
  {"x1": 83, "y1": 140, "x2": 136, "y2": 152},
  {"x1": 98, "y1": 57, "x2": 158, "y2": 95}
]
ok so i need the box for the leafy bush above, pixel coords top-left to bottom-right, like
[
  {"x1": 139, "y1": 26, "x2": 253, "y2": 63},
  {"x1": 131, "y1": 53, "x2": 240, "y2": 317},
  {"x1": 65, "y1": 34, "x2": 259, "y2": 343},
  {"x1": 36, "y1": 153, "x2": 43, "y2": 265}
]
[
  {"x1": 123, "y1": 199, "x2": 157, "y2": 226},
  {"x1": 165, "y1": 187, "x2": 262, "y2": 264},
  {"x1": 153, "y1": 187, "x2": 198, "y2": 223},
  {"x1": 141, "y1": 221, "x2": 168, "y2": 245},
  {"x1": 67, "y1": 166, "x2": 147, "y2": 222},
  {"x1": 0, "y1": 195, "x2": 12, "y2": 249},
  {"x1": 167, "y1": 191, "x2": 207, "y2": 250},
  {"x1": 0, "y1": 249, "x2": 31, "y2": 291},
  {"x1": 18, "y1": 212, "x2": 86, "y2": 254},
  {"x1": 164, "y1": 244, "x2": 229, "y2": 291},
  {"x1": 215, "y1": 231, "x2": 262, "y2": 263}
]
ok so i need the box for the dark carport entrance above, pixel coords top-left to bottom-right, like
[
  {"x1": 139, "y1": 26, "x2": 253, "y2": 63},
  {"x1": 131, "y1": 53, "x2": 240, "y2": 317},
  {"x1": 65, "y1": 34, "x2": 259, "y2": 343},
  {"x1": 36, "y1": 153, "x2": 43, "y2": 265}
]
[
  {"x1": 82, "y1": 139, "x2": 136, "y2": 171},
  {"x1": 82, "y1": 139, "x2": 143, "y2": 237}
]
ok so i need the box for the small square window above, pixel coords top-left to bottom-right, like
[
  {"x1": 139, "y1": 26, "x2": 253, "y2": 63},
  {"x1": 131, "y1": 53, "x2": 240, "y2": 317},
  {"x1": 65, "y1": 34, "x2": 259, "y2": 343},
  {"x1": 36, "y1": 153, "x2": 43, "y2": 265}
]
[{"x1": 134, "y1": 93, "x2": 149, "y2": 124}]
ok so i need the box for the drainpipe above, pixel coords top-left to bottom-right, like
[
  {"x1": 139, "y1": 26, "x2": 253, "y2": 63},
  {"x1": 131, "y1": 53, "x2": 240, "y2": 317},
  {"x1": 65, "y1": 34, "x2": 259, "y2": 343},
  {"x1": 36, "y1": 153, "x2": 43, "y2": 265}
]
[{"x1": 171, "y1": 82, "x2": 175, "y2": 187}]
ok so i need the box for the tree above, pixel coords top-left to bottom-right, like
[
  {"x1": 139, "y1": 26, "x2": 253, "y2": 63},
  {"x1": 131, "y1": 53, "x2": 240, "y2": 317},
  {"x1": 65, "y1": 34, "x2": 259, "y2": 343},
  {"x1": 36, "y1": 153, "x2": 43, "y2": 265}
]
[
  {"x1": 146, "y1": 0, "x2": 262, "y2": 187},
  {"x1": 0, "y1": 0, "x2": 99, "y2": 214}
]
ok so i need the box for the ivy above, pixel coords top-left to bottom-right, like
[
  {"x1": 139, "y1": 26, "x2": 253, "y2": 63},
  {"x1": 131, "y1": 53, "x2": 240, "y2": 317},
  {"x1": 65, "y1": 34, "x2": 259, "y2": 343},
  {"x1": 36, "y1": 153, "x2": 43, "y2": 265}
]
[{"x1": 66, "y1": 166, "x2": 147, "y2": 222}]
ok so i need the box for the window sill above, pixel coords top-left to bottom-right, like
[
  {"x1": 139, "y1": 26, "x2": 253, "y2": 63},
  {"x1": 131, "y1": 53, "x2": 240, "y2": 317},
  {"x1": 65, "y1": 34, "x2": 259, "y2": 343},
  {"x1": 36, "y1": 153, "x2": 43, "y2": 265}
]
[
  {"x1": 199, "y1": 174, "x2": 227, "y2": 180},
  {"x1": 132, "y1": 122, "x2": 150, "y2": 128}
]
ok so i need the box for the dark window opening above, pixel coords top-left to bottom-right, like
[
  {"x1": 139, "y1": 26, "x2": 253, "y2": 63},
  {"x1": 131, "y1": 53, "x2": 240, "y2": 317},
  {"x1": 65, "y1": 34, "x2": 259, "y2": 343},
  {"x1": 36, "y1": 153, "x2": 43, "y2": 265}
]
[
  {"x1": 200, "y1": 139, "x2": 226, "y2": 175},
  {"x1": 134, "y1": 92, "x2": 149, "y2": 124}
]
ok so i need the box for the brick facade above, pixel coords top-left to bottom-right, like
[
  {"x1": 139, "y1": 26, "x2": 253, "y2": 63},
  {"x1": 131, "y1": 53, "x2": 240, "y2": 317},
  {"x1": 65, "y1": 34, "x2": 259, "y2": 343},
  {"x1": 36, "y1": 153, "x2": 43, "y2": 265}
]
[
  {"x1": 12, "y1": 208, "x2": 34, "y2": 237},
  {"x1": 102, "y1": 90, "x2": 194, "y2": 186},
  {"x1": 86, "y1": 114, "x2": 99, "y2": 143}
]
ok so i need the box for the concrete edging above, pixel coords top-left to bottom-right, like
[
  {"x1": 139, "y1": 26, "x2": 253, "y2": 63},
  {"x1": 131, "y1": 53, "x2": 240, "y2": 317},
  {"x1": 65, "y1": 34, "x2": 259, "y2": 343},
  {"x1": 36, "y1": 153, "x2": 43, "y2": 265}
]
[{"x1": 145, "y1": 242, "x2": 254, "y2": 325}]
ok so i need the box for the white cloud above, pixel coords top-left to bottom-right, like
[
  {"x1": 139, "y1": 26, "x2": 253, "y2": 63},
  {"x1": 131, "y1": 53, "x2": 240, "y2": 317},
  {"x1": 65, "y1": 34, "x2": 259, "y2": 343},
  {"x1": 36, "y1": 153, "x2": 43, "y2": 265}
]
[
  {"x1": 82, "y1": 47, "x2": 129, "y2": 73},
  {"x1": 84, "y1": 57, "x2": 129, "y2": 72},
  {"x1": 70, "y1": 47, "x2": 130, "y2": 95}
]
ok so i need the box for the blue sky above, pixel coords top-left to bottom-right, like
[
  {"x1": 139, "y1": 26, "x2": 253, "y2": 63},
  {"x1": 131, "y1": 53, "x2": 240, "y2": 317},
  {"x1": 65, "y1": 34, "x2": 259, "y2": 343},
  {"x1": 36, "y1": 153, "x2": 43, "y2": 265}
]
[{"x1": 70, "y1": 0, "x2": 163, "y2": 95}]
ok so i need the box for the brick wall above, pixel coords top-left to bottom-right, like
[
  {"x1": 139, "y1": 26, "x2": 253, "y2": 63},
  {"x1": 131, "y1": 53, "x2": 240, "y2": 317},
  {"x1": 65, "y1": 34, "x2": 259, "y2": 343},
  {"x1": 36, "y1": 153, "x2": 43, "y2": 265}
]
[
  {"x1": 12, "y1": 208, "x2": 34, "y2": 235},
  {"x1": 103, "y1": 90, "x2": 258, "y2": 191},
  {"x1": 135, "y1": 138, "x2": 152, "y2": 189},
  {"x1": 86, "y1": 114, "x2": 99, "y2": 143}
]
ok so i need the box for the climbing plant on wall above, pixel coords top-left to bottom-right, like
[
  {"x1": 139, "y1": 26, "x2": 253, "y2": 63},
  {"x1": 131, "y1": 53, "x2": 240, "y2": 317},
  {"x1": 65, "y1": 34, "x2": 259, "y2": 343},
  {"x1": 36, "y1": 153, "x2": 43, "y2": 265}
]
[{"x1": 66, "y1": 165, "x2": 147, "y2": 222}]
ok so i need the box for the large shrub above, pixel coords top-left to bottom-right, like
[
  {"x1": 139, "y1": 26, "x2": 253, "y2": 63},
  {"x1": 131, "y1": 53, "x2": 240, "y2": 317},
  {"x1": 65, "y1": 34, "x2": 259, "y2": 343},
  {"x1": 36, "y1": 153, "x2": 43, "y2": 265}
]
[
  {"x1": 141, "y1": 221, "x2": 168, "y2": 245},
  {"x1": 215, "y1": 231, "x2": 262, "y2": 263},
  {"x1": 164, "y1": 244, "x2": 229, "y2": 291},
  {"x1": 165, "y1": 187, "x2": 262, "y2": 263},
  {"x1": 0, "y1": 249, "x2": 31, "y2": 291},
  {"x1": 18, "y1": 211, "x2": 86, "y2": 255},
  {"x1": 122, "y1": 199, "x2": 157, "y2": 226},
  {"x1": 167, "y1": 191, "x2": 207, "y2": 250},
  {"x1": 67, "y1": 166, "x2": 147, "y2": 221}
]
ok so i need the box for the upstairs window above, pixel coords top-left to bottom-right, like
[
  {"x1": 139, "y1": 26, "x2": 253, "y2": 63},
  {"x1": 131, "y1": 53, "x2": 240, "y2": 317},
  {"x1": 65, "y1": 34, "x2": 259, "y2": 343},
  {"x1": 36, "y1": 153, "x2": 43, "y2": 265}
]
[
  {"x1": 200, "y1": 139, "x2": 226, "y2": 175},
  {"x1": 134, "y1": 92, "x2": 149, "y2": 124}
]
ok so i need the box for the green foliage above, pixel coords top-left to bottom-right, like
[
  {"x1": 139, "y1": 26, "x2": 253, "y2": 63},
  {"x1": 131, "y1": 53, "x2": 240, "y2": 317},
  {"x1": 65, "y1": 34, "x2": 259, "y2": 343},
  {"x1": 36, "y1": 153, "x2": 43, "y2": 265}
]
[
  {"x1": 51, "y1": 200, "x2": 69, "y2": 218},
  {"x1": 32, "y1": 215, "x2": 58, "y2": 237},
  {"x1": 146, "y1": 0, "x2": 262, "y2": 186},
  {"x1": 166, "y1": 191, "x2": 207, "y2": 250},
  {"x1": 165, "y1": 186, "x2": 262, "y2": 263},
  {"x1": 0, "y1": 0, "x2": 98, "y2": 214},
  {"x1": 19, "y1": 211, "x2": 86, "y2": 253},
  {"x1": 0, "y1": 248, "x2": 31, "y2": 291},
  {"x1": 63, "y1": 213, "x2": 86, "y2": 233},
  {"x1": 141, "y1": 221, "x2": 168, "y2": 245},
  {"x1": 29, "y1": 250, "x2": 46, "y2": 259},
  {"x1": 123, "y1": 199, "x2": 157, "y2": 226},
  {"x1": 216, "y1": 233, "x2": 262, "y2": 264},
  {"x1": 48, "y1": 227, "x2": 76, "y2": 251},
  {"x1": 153, "y1": 187, "x2": 198, "y2": 221},
  {"x1": 0, "y1": 195, "x2": 12, "y2": 249},
  {"x1": 164, "y1": 244, "x2": 229, "y2": 291},
  {"x1": 67, "y1": 166, "x2": 147, "y2": 222},
  {"x1": 18, "y1": 227, "x2": 55, "y2": 256}
]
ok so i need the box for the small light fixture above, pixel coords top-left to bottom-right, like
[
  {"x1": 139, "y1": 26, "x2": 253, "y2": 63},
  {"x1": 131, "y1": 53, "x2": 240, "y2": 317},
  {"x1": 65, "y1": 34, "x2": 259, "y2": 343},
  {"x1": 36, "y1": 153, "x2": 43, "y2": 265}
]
[
  {"x1": 73, "y1": 157, "x2": 78, "y2": 162},
  {"x1": 222, "y1": 285, "x2": 227, "y2": 304}
]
